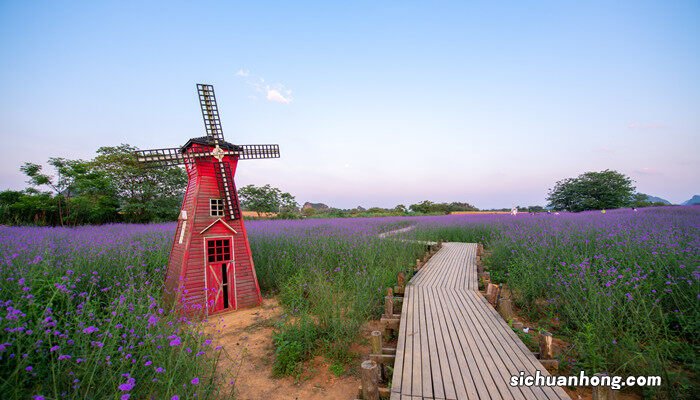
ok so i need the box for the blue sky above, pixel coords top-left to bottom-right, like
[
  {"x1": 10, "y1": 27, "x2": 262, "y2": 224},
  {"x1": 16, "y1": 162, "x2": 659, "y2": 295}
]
[{"x1": 1, "y1": 1, "x2": 698, "y2": 208}]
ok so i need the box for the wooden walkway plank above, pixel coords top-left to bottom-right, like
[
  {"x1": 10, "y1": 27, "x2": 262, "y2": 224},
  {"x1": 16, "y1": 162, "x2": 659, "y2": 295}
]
[
  {"x1": 390, "y1": 242, "x2": 570, "y2": 400},
  {"x1": 460, "y1": 291, "x2": 569, "y2": 400},
  {"x1": 431, "y1": 286, "x2": 485, "y2": 400},
  {"x1": 422, "y1": 287, "x2": 445, "y2": 399}
]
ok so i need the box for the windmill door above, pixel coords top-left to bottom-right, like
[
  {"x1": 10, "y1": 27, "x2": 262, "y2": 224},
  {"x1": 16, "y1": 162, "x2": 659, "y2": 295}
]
[{"x1": 205, "y1": 237, "x2": 235, "y2": 312}]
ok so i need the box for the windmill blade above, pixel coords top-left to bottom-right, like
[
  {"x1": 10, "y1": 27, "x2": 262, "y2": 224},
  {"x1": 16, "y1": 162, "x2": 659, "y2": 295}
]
[
  {"x1": 197, "y1": 84, "x2": 225, "y2": 144},
  {"x1": 213, "y1": 160, "x2": 241, "y2": 220},
  {"x1": 135, "y1": 148, "x2": 189, "y2": 167},
  {"x1": 237, "y1": 144, "x2": 280, "y2": 160}
]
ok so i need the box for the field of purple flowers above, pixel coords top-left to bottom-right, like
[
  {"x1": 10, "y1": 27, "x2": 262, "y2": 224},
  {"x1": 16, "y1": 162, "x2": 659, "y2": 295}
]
[
  {"x1": 0, "y1": 224, "x2": 232, "y2": 400},
  {"x1": 1, "y1": 207, "x2": 697, "y2": 398},
  {"x1": 407, "y1": 207, "x2": 699, "y2": 398}
]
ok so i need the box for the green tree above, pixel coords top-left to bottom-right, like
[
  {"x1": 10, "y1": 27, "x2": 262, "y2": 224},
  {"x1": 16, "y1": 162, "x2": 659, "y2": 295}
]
[
  {"x1": 19, "y1": 158, "x2": 121, "y2": 225},
  {"x1": 238, "y1": 184, "x2": 298, "y2": 216},
  {"x1": 92, "y1": 144, "x2": 186, "y2": 222},
  {"x1": 393, "y1": 204, "x2": 408, "y2": 214},
  {"x1": 409, "y1": 200, "x2": 434, "y2": 214},
  {"x1": 20, "y1": 158, "x2": 87, "y2": 226},
  {"x1": 547, "y1": 170, "x2": 636, "y2": 212}
]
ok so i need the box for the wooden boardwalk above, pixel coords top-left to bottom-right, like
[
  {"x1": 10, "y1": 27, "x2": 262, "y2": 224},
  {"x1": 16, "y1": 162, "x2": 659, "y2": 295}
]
[{"x1": 390, "y1": 243, "x2": 570, "y2": 400}]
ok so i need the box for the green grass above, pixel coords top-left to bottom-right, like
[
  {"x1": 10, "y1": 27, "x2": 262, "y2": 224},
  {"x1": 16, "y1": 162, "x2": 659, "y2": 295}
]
[{"x1": 250, "y1": 231, "x2": 424, "y2": 376}]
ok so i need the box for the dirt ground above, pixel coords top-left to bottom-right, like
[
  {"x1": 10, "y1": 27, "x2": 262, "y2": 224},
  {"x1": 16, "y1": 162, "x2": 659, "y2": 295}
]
[{"x1": 208, "y1": 297, "x2": 366, "y2": 400}]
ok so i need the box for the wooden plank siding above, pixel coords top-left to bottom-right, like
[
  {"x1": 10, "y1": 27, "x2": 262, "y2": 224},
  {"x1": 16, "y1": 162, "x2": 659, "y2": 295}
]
[
  {"x1": 163, "y1": 152, "x2": 262, "y2": 314},
  {"x1": 390, "y1": 243, "x2": 570, "y2": 400}
]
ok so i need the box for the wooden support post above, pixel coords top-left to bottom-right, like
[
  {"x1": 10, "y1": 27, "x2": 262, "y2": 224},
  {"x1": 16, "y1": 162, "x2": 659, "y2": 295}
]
[
  {"x1": 437, "y1": 240, "x2": 443, "y2": 248},
  {"x1": 539, "y1": 331, "x2": 553, "y2": 360},
  {"x1": 415, "y1": 258, "x2": 421, "y2": 271},
  {"x1": 498, "y1": 297, "x2": 513, "y2": 321},
  {"x1": 397, "y1": 272, "x2": 405, "y2": 291},
  {"x1": 384, "y1": 288, "x2": 394, "y2": 317},
  {"x1": 360, "y1": 360, "x2": 379, "y2": 400},
  {"x1": 370, "y1": 330, "x2": 385, "y2": 382},
  {"x1": 477, "y1": 243, "x2": 484, "y2": 256},
  {"x1": 370, "y1": 330, "x2": 383, "y2": 355},
  {"x1": 539, "y1": 359, "x2": 559, "y2": 373},
  {"x1": 512, "y1": 320, "x2": 524, "y2": 330},
  {"x1": 486, "y1": 283, "x2": 499, "y2": 306},
  {"x1": 592, "y1": 373, "x2": 616, "y2": 400}
]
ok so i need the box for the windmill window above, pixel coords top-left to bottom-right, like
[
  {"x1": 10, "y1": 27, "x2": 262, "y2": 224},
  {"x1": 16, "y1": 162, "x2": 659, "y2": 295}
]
[
  {"x1": 210, "y1": 199, "x2": 225, "y2": 217},
  {"x1": 207, "y1": 238, "x2": 231, "y2": 263}
]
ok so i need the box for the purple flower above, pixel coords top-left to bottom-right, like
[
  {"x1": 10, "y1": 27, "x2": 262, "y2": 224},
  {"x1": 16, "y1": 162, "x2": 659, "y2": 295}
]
[
  {"x1": 191, "y1": 377, "x2": 200, "y2": 385},
  {"x1": 82, "y1": 326, "x2": 99, "y2": 334},
  {"x1": 118, "y1": 377, "x2": 136, "y2": 391},
  {"x1": 155, "y1": 367, "x2": 165, "y2": 373},
  {"x1": 49, "y1": 345, "x2": 60, "y2": 352},
  {"x1": 25, "y1": 366, "x2": 33, "y2": 372},
  {"x1": 171, "y1": 396, "x2": 180, "y2": 400},
  {"x1": 33, "y1": 396, "x2": 45, "y2": 400},
  {"x1": 169, "y1": 335, "x2": 182, "y2": 347}
]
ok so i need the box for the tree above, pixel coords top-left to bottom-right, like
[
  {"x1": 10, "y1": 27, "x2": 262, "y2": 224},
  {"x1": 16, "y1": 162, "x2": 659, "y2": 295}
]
[
  {"x1": 393, "y1": 204, "x2": 408, "y2": 214},
  {"x1": 92, "y1": 144, "x2": 187, "y2": 222},
  {"x1": 409, "y1": 200, "x2": 434, "y2": 214},
  {"x1": 409, "y1": 200, "x2": 478, "y2": 214},
  {"x1": 238, "y1": 184, "x2": 298, "y2": 216},
  {"x1": 21, "y1": 158, "x2": 89, "y2": 226},
  {"x1": 546, "y1": 170, "x2": 636, "y2": 212}
]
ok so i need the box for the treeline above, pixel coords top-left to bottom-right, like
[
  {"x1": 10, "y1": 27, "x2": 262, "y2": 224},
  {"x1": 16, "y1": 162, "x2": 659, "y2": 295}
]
[
  {"x1": 296, "y1": 200, "x2": 481, "y2": 219},
  {"x1": 0, "y1": 145, "x2": 186, "y2": 226},
  {"x1": 407, "y1": 200, "x2": 478, "y2": 214}
]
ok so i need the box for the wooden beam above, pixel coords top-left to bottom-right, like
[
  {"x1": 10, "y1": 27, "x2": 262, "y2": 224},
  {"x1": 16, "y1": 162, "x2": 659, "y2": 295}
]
[
  {"x1": 380, "y1": 317, "x2": 400, "y2": 331},
  {"x1": 369, "y1": 353, "x2": 396, "y2": 364},
  {"x1": 357, "y1": 386, "x2": 391, "y2": 400}
]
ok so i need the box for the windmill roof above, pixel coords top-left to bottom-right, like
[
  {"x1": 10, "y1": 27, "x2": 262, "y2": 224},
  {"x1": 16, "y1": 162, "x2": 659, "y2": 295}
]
[{"x1": 182, "y1": 137, "x2": 241, "y2": 152}]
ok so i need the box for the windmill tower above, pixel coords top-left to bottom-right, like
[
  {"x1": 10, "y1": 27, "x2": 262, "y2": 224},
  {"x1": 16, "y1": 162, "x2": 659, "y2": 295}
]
[{"x1": 136, "y1": 84, "x2": 279, "y2": 314}]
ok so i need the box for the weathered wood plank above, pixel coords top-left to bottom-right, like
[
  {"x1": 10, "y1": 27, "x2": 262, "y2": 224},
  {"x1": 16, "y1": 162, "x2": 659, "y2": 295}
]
[
  {"x1": 418, "y1": 287, "x2": 433, "y2": 398},
  {"x1": 422, "y1": 287, "x2": 445, "y2": 399},
  {"x1": 390, "y1": 243, "x2": 569, "y2": 400},
  {"x1": 411, "y1": 283, "x2": 422, "y2": 396}
]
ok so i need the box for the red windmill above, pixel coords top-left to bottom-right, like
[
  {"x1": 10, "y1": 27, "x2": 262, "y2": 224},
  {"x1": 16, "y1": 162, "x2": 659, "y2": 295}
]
[{"x1": 135, "y1": 84, "x2": 279, "y2": 315}]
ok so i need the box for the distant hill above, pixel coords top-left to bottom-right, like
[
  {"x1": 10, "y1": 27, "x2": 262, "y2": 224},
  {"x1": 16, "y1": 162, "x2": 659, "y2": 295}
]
[
  {"x1": 682, "y1": 195, "x2": 700, "y2": 205},
  {"x1": 645, "y1": 195, "x2": 672, "y2": 205},
  {"x1": 302, "y1": 202, "x2": 330, "y2": 211}
]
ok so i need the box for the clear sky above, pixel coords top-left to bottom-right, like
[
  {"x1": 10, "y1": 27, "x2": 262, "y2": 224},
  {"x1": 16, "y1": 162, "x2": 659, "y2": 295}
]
[{"x1": 1, "y1": 1, "x2": 698, "y2": 209}]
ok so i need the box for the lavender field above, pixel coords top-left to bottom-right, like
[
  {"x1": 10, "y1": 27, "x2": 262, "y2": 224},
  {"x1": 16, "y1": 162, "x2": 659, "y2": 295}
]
[
  {"x1": 406, "y1": 207, "x2": 699, "y2": 398},
  {"x1": 0, "y1": 207, "x2": 698, "y2": 398}
]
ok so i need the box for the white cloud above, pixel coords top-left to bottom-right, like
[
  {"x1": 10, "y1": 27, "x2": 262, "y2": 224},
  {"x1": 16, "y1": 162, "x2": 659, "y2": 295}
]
[
  {"x1": 235, "y1": 68, "x2": 293, "y2": 105},
  {"x1": 266, "y1": 88, "x2": 292, "y2": 104}
]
